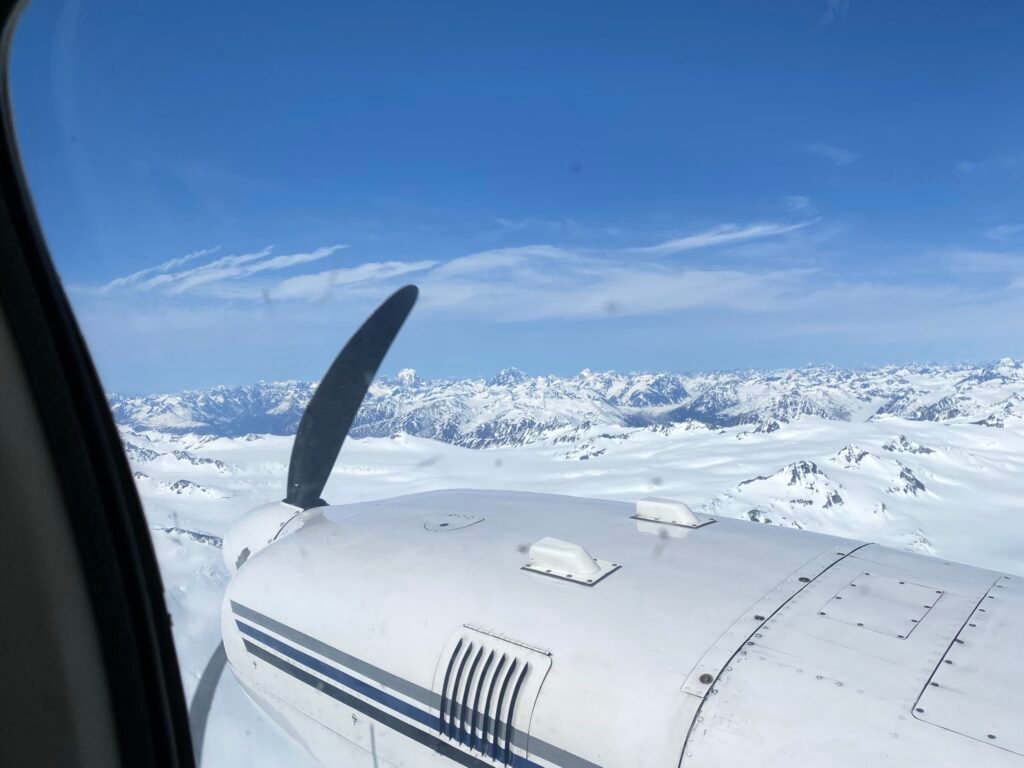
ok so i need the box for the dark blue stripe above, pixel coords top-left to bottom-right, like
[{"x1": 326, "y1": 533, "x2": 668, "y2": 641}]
[
  {"x1": 236, "y1": 620, "x2": 436, "y2": 729},
  {"x1": 241, "y1": 636, "x2": 546, "y2": 768}
]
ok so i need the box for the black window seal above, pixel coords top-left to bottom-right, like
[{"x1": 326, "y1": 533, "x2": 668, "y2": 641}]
[{"x1": 0, "y1": 2, "x2": 194, "y2": 766}]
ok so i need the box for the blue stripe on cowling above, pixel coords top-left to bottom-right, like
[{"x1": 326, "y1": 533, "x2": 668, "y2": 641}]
[
  {"x1": 237, "y1": 619, "x2": 547, "y2": 768},
  {"x1": 236, "y1": 620, "x2": 436, "y2": 730}
]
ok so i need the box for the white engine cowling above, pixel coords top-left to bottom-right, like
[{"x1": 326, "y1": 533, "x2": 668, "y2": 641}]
[{"x1": 222, "y1": 500, "x2": 306, "y2": 575}]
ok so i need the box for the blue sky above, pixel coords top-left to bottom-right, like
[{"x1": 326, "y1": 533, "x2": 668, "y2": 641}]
[{"x1": 9, "y1": 0, "x2": 1024, "y2": 393}]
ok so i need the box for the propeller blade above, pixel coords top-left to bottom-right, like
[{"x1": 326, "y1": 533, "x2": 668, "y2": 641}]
[
  {"x1": 188, "y1": 641, "x2": 227, "y2": 764},
  {"x1": 284, "y1": 284, "x2": 418, "y2": 509}
]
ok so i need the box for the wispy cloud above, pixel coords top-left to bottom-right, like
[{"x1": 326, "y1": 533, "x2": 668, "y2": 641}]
[
  {"x1": 985, "y1": 224, "x2": 1024, "y2": 242},
  {"x1": 624, "y1": 221, "x2": 814, "y2": 256},
  {"x1": 98, "y1": 246, "x2": 221, "y2": 292},
  {"x1": 97, "y1": 245, "x2": 347, "y2": 297},
  {"x1": 783, "y1": 195, "x2": 816, "y2": 215},
  {"x1": 956, "y1": 154, "x2": 1023, "y2": 176},
  {"x1": 272, "y1": 260, "x2": 438, "y2": 302},
  {"x1": 945, "y1": 247, "x2": 1024, "y2": 275},
  {"x1": 821, "y1": 0, "x2": 850, "y2": 25},
  {"x1": 805, "y1": 142, "x2": 859, "y2": 166},
  {"x1": 83, "y1": 220, "x2": 818, "y2": 317},
  {"x1": 417, "y1": 222, "x2": 820, "y2": 321}
]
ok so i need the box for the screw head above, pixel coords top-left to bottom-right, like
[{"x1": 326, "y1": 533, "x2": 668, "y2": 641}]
[{"x1": 699, "y1": 673, "x2": 714, "y2": 685}]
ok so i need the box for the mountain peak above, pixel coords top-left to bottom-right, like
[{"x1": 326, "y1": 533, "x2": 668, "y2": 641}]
[
  {"x1": 395, "y1": 368, "x2": 420, "y2": 386},
  {"x1": 488, "y1": 367, "x2": 529, "y2": 386}
]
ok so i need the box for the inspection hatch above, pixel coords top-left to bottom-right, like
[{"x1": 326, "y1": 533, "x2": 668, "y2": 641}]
[
  {"x1": 818, "y1": 572, "x2": 942, "y2": 638},
  {"x1": 914, "y1": 576, "x2": 1023, "y2": 756}
]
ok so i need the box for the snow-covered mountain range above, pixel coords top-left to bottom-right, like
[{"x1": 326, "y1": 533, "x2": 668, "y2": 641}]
[
  {"x1": 122, "y1": 360, "x2": 1024, "y2": 767},
  {"x1": 110, "y1": 358, "x2": 1024, "y2": 446}
]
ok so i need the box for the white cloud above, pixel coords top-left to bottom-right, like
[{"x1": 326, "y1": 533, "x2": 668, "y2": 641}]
[
  {"x1": 805, "y1": 142, "x2": 859, "y2": 166},
  {"x1": 165, "y1": 246, "x2": 345, "y2": 296},
  {"x1": 416, "y1": 233, "x2": 818, "y2": 321},
  {"x1": 98, "y1": 246, "x2": 221, "y2": 292},
  {"x1": 984, "y1": 224, "x2": 1024, "y2": 242},
  {"x1": 784, "y1": 195, "x2": 815, "y2": 214},
  {"x1": 272, "y1": 260, "x2": 438, "y2": 302},
  {"x1": 83, "y1": 219, "x2": 824, "y2": 318},
  {"x1": 432, "y1": 245, "x2": 578, "y2": 277},
  {"x1": 97, "y1": 245, "x2": 347, "y2": 297},
  {"x1": 821, "y1": 0, "x2": 850, "y2": 25},
  {"x1": 945, "y1": 247, "x2": 1024, "y2": 274},
  {"x1": 624, "y1": 221, "x2": 814, "y2": 256}
]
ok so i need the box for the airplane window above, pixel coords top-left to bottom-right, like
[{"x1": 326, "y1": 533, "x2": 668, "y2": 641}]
[{"x1": 8, "y1": 1, "x2": 1024, "y2": 767}]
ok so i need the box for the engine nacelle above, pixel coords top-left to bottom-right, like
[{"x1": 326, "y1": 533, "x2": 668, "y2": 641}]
[{"x1": 222, "y1": 500, "x2": 306, "y2": 575}]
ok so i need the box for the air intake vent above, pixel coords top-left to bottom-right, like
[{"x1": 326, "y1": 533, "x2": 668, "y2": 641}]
[{"x1": 433, "y1": 627, "x2": 551, "y2": 766}]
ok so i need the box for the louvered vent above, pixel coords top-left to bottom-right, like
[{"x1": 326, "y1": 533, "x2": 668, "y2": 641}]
[{"x1": 434, "y1": 628, "x2": 550, "y2": 766}]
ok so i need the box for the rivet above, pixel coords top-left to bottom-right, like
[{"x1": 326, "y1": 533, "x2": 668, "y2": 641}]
[
  {"x1": 699, "y1": 673, "x2": 714, "y2": 685},
  {"x1": 915, "y1": 708, "x2": 925, "y2": 713},
  {"x1": 798, "y1": 576, "x2": 811, "y2": 583}
]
